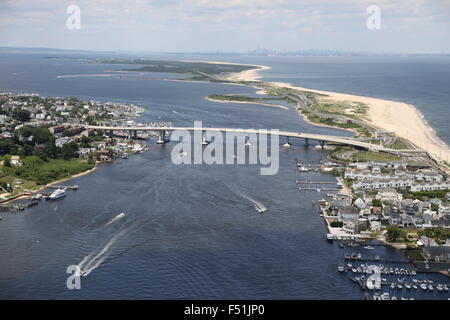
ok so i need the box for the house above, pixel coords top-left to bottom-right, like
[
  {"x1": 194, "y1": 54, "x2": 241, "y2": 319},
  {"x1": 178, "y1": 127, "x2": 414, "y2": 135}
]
[
  {"x1": 343, "y1": 221, "x2": 357, "y2": 234},
  {"x1": 423, "y1": 247, "x2": 450, "y2": 262},
  {"x1": 338, "y1": 206, "x2": 359, "y2": 222},
  {"x1": 55, "y1": 137, "x2": 73, "y2": 148},
  {"x1": 10, "y1": 156, "x2": 22, "y2": 166},
  {"x1": 370, "y1": 221, "x2": 382, "y2": 232}
]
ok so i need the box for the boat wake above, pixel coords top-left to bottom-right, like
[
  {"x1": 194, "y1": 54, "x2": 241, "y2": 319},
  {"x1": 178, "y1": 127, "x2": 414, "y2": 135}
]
[
  {"x1": 76, "y1": 226, "x2": 131, "y2": 277},
  {"x1": 105, "y1": 213, "x2": 126, "y2": 226},
  {"x1": 241, "y1": 194, "x2": 267, "y2": 213}
]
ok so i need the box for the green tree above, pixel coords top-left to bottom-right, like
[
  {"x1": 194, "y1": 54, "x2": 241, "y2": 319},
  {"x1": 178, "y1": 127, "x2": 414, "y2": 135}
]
[
  {"x1": 386, "y1": 226, "x2": 406, "y2": 243},
  {"x1": 372, "y1": 199, "x2": 382, "y2": 207},
  {"x1": 12, "y1": 109, "x2": 31, "y2": 122}
]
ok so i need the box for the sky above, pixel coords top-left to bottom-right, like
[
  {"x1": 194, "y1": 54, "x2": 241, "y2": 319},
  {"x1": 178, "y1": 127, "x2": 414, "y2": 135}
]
[{"x1": 0, "y1": 0, "x2": 449, "y2": 53}]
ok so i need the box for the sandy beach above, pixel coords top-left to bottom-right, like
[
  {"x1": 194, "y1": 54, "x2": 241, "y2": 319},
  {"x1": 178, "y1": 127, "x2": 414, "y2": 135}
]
[{"x1": 227, "y1": 66, "x2": 450, "y2": 163}]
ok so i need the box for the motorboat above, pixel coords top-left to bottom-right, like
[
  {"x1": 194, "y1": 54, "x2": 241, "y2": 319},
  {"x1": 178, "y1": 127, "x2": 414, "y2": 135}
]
[
  {"x1": 363, "y1": 246, "x2": 375, "y2": 250},
  {"x1": 326, "y1": 234, "x2": 334, "y2": 241},
  {"x1": 49, "y1": 188, "x2": 66, "y2": 200},
  {"x1": 338, "y1": 265, "x2": 345, "y2": 272}
]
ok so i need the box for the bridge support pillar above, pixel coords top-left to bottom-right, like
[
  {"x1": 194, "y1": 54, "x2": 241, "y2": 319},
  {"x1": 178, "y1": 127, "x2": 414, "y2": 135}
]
[
  {"x1": 156, "y1": 130, "x2": 166, "y2": 144},
  {"x1": 304, "y1": 138, "x2": 309, "y2": 148},
  {"x1": 283, "y1": 136, "x2": 291, "y2": 147}
]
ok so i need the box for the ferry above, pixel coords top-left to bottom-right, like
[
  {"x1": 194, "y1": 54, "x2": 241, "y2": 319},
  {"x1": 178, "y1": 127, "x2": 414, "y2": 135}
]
[{"x1": 49, "y1": 189, "x2": 66, "y2": 200}]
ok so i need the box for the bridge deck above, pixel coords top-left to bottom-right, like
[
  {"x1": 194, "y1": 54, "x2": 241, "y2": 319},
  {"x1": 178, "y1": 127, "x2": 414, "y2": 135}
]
[{"x1": 85, "y1": 125, "x2": 425, "y2": 154}]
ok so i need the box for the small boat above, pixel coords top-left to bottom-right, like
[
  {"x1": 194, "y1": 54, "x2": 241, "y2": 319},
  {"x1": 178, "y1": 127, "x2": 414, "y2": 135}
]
[
  {"x1": 428, "y1": 284, "x2": 434, "y2": 291},
  {"x1": 420, "y1": 284, "x2": 428, "y2": 291},
  {"x1": 326, "y1": 234, "x2": 334, "y2": 241},
  {"x1": 391, "y1": 283, "x2": 396, "y2": 289},
  {"x1": 436, "y1": 285, "x2": 443, "y2": 292},
  {"x1": 357, "y1": 253, "x2": 362, "y2": 260},
  {"x1": 411, "y1": 270, "x2": 417, "y2": 276},
  {"x1": 345, "y1": 254, "x2": 351, "y2": 259},
  {"x1": 391, "y1": 296, "x2": 398, "y2": 301},
  {"x1": 338, "y1": 265, "x2": 345, "y2": 272},
  {"x1": 405, "y1": 283, "x2": 411, "y2": 290},
  {"x1": 443, "y1": 285, "x2": 448, "y2": 292},
  {"x1": 347, "y1": 263, "x2": 353, "y2": 268},
  {"x1": 352, "y1": 268, "x2": 357, "y2": 273},
  {"x1": 397, "y1": 284, "x2": 403, "y2": 290},
  {"x1": 412, "y1": 284, "x2": 418, "y2": 290},
  {"x1": 49, "y1": 189, "x2": 66, "y2": 200},
  {"x1": 31, "y1": 193, "x2": 43, "y2": 200},
  {"x1": 363, "y1": 246, "x2": 375, "y2": 250},
  {"x1": 381, "y1": 293, "x2": 390, "y2": 300}
]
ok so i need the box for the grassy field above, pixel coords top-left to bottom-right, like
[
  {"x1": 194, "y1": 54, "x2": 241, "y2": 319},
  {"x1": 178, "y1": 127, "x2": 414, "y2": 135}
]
[
  {"x1": 0, "y1": 157, "x2": 94, "y2": 194},
  {"x1": 351, "y1": 151, "x2": 403, "y2": 162}
]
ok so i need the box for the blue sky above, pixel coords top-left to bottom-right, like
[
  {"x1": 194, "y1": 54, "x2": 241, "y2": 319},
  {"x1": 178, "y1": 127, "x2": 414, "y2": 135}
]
[{"x1": 0, "y1": 0, "x2": 449, "y2": 53}]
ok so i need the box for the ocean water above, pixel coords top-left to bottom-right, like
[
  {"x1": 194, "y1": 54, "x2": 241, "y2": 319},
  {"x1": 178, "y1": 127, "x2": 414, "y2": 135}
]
[{"x1": 0, "y1": 53, "x2": 449, "y2": 300}]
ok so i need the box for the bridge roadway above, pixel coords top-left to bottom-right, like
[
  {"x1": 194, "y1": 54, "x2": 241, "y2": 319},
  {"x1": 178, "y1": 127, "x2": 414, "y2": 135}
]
[{"x1": 85, "y1": 125, "x2": 426, "y2": 155}]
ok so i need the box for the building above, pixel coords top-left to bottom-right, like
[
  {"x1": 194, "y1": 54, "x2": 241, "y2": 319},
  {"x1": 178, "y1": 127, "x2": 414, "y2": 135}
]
[{"x1": 10, "y1": 156, "x2": 22, "y2": 166}]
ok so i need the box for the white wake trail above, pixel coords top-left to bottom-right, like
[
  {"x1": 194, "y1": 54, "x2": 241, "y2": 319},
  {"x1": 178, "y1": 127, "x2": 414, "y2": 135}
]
[
  {"x1": 105, "y1": 213, "x2": 126, "y2": 226},
  {"x1": 241, "y1": 194, "x2": 267, "y2": 213},
  {"x1": 78, "y1": 227, "x2": 130, "y2": 277}
]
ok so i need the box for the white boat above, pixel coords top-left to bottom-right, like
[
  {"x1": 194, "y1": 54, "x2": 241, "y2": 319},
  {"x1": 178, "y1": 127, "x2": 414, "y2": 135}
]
[
  {"x1": 326, "y1": 234, "x2": 334, "y2": 241},
  {"x1": 420, "y1": 284, "x2": 428, "y2": 290},
  {"x1": 363, "y1": 246, "x2": 375, "y2": 250},
  {"x1": 338, "y1": 265, "x2": 345, "y2": 272},
  {"x1": 381, "y1": 293, "x2": 390, "y2": 300},
  {"x1": 49, "y1": 189, "x2": 66, "y2": 200},
  {"x1": 31, "y1": 194, "x2": 43, "y2": 200}
]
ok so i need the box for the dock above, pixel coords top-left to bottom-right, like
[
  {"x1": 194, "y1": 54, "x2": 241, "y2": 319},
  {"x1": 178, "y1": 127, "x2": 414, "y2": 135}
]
[{"x1": 45, "y1": 185, "x2": 78, "y2": 190}]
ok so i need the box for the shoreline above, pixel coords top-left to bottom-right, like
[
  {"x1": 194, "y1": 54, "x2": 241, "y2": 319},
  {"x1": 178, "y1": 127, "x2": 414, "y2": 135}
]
[
  {"x1": 226, "y1": 65, "x2": 450, "y2": 163},
  {"x1": 205, "y1": 96, "x2": 289, "y2": 110},
  {"x1": 2, "y1": 164, "x2": 98, "y2": 204}
]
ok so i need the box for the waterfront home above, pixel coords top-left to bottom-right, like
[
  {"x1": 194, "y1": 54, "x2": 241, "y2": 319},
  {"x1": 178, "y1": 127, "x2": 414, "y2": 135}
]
[
  {"x1": 338, "y1": 206, "x2": 359, "y2": 222},
  {"x1": 329, "y1": 199, "x2": 352, "y2": 215},
  {"x1": 78, "y1": 148, "x2": 97, "y2": 158},
  {"x1": 10, "y1": 156, "x2": 22, "y2": 166},
  {"x1": 343, "y1": 221, "x2": 357, "y2": 234},
  {"x1": 423, "y1": 247, "x2": 450, "y2": 262},
  {"x1": 370, "y1": 221, "x2": 382, "y2": 231}
]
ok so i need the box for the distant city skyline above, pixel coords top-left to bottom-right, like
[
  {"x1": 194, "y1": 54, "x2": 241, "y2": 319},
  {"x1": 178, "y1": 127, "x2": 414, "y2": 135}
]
[{"x1": 1, "y1": 0, "x2": 450, "y2": 54}]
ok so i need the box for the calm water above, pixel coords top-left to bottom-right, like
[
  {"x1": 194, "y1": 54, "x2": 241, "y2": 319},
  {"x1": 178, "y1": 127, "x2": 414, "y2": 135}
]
[{"x1": 0, "y1": 53, "x2": 449, "y2": 299}]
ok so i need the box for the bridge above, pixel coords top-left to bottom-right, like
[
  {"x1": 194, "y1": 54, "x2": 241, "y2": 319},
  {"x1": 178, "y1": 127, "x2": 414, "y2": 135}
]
[{"x1": 84, "y1": 125, "x2": 426, "y2": 155}]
